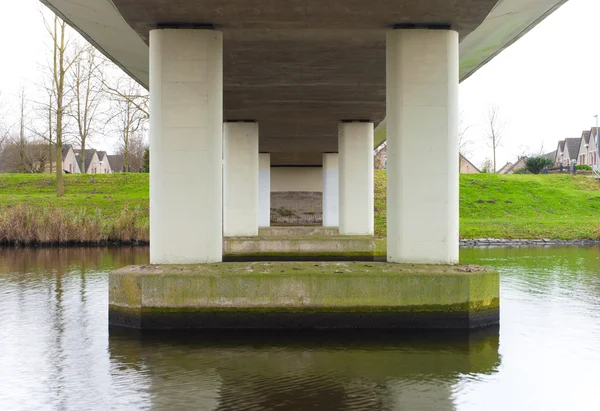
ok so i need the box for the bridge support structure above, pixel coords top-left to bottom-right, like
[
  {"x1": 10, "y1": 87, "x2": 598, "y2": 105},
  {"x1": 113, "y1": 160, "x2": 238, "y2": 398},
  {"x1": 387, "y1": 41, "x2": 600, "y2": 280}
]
[
  {"x1": 386, "y1": 29, "x2": 460, "y2": 264},
  {"x1": 149, "y1": 28, "x2": 223, "y2": 264},
  {"x1": 112, "y1": 26, "x2": 499, "y2": 331},
  {"x1": 224, "y1": 121, "x2": 259, "y2": 237}
]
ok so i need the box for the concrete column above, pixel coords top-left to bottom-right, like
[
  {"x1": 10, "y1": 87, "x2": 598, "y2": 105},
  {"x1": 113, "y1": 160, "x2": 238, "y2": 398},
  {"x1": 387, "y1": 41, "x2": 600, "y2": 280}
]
[
  {"x1": 149, "y1": 29, "x2": 223, "y2": 264},
  {"x1": 322, "y1": 153, "x2": 339, "y2": 227},
  {"x1": 386, "y1": 29, "x2": 459, "y2": 264},
  {"x1": 223, "y1": 122, "x2": 259, "y2": 236},
  {"x1": 258, "y1": 153, "x2": 271, "y2": 227},
  {"x1": 338, "y1": 122, "x2": 374, "y2": 235}
]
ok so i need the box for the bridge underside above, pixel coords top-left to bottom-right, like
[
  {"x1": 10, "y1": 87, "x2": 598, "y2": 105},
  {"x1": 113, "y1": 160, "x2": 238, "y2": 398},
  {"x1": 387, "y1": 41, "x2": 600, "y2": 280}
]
[{"x1": 111, "y1": 0, "x2": 497, "y2": 164}]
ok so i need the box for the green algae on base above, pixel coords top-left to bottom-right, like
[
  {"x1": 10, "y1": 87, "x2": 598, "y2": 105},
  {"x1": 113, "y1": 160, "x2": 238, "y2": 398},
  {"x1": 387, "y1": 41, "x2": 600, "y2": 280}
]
[
  {"x1": 110, "y1": 262, "x2": 499, "y2": 330},
  {"x1": 113, "y1": 261, "x2": 492, "y2": 276}
]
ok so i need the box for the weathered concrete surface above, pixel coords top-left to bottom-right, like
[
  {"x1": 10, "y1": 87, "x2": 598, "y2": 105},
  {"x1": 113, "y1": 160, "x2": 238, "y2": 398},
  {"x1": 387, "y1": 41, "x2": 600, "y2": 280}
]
[
  {"x1": 224, "y1": 235, "x2": 384, "y2": 260},
  {"x1": 43, "y1": 0, "x2": 567, "y2": 164},
  {"x1": 109, "y1": 262, "x2": 499, "y2": 330},
  {"x1": 258, "y1": 227, "x2": 340, "y2": 237}
]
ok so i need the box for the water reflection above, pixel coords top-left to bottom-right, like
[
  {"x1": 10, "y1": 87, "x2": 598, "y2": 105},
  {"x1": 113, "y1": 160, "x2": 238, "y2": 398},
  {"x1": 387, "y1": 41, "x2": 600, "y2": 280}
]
[
  {"x1": 1, "y1": 246, "x2": 599, "y2": 410},
  {"x1": 108, "y1": 329, "x2": 500, "y2": 411}
]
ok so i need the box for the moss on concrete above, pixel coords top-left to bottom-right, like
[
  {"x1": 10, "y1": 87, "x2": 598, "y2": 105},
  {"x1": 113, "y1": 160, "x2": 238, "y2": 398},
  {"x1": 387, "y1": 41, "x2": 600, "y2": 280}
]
[
  {"x1": 114, "y1": 261, "x2": 492, "y2": 276},
  {"x1": 110, "y1": 262, "x2": 499, "y2": 330}
]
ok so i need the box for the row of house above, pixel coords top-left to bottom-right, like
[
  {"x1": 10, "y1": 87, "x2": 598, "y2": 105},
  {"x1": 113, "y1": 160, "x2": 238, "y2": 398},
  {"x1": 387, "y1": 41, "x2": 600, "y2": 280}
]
[
  {"x1": 553, "y1": 127, "x2": 598, "y2": 168},
  {"x1": 376, "y1": 145, "x2": 481, "y2": 174},
  {"x1": 60, "y1": 144, "x2": 125, "y2": 174},
  {"x1": 496, "y1": 127, "x2": 599, "y2": 175},
  {"x1": 0, "y1": 143, "x2": 127, "y2": 174}
]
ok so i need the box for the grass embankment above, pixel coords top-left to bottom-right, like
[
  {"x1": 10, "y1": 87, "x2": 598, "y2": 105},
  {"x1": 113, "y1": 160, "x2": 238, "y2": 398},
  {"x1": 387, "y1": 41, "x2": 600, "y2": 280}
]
[
  {"x1": 375, "y1": 171, "x2": 600, "y2": 239},
  {"x1": 0, "y1": 172, "x2": 599, "y2": 244},
  {"x1": 0, "y1": 174, "x2": 148, "y2": 245}
]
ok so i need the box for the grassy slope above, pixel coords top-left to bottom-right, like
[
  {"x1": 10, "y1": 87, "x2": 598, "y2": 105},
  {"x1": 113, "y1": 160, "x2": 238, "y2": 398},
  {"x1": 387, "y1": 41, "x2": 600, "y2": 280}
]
[
  {"x1": 0, "y1": 173, "x2": 148, "y2": 217},
  {"x1": 376, "y1": 171, "x2": 600, "y2": 239},
  {"x1": 0, "y1": 174, "x2": 149, "y2": 243},
  {"x1": 0, "y1": 172, "x2": 599, "y2": 240}
]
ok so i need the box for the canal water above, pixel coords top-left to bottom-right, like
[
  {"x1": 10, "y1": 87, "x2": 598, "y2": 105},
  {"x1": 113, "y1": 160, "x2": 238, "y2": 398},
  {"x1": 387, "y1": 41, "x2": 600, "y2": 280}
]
[{"x1": 0, "y1": 246, "x2": 599, "y2": 411}]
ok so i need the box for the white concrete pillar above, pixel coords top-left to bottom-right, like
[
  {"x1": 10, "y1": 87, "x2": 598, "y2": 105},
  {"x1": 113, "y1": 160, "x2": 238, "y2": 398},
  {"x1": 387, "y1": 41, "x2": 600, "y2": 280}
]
[
  {"x1": 258, "y1": 153, "x2": 271, "y2": 227},
  {"x1": 223, "y1": 122, "x2": 259, "y2": 236},
  {"x1": 149, "y1": 29, "x2": 223, "y2": 264},
  {"x1": 386, "y1": 29, "x2": 459, "y2": 264},
  {"x1": 322, "y1": 153, "x2": 339, "y2": 227},
  {"x1": 338, "y1": 122, "x2": 374, "y2": 235}
]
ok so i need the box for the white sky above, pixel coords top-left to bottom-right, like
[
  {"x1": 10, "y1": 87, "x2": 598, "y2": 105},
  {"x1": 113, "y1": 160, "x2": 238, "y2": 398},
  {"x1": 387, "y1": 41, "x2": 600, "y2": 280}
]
[{"x1": 0, "y1": 0, "x2": 599, "y2": 164}]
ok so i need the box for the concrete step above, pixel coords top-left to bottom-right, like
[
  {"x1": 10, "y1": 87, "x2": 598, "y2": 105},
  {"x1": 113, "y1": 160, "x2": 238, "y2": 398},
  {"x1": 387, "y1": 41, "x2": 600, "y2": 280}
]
[
  {"x1": 258, "y1": 226, "x2": 339, "y2": 238},
  {"x1": 224, "y1": 235, "x2": 384, "y2": 260}
]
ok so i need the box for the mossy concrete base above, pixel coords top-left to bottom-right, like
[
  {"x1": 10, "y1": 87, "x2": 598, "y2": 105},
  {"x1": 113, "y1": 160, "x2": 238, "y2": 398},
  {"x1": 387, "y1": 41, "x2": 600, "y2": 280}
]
[
  {"x1": 224, "y1": 236, "x2": 386, "y2": 260},
  {"x1": 109, "y1": 262, "x2": 499, "y2": 330},
  {"x1": 258, "y1": 227, "x2": 340, "y2": 237}
]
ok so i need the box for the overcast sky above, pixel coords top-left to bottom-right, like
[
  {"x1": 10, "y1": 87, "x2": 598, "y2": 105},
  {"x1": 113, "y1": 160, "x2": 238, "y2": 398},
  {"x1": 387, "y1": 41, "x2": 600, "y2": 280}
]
[{"x1": 1, "y1": 0, "x2": 599, "y2": 165}]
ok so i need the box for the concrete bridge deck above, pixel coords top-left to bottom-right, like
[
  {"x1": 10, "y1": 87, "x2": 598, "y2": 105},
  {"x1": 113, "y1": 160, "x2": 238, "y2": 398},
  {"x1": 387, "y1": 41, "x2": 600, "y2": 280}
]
[{"x1": 42, "y1": 0, "x2": 566, "y2": 164}]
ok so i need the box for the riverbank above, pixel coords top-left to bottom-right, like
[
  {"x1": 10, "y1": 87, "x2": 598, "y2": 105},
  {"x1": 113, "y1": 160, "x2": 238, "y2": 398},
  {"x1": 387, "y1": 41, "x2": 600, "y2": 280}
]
[
  {"x1": 376, "y1": 171, "x2": 600, "y2": 239},
  {"x1": 0, "y1": 174, "x2": 148, "y2": 245},
  {"x1": 0, "y1": 172, "x2": 598, "y2": 245}
]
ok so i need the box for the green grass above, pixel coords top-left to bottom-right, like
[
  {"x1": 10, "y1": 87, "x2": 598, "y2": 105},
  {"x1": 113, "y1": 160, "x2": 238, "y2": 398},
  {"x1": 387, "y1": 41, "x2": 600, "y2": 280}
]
[
  {"x1": 376, "y1": 171, "x2": 600, "y2": 239},
  {"x1": 0, "y1": 173, "x2": 147, "y2": 219},
  {"x1": 0, "y1": 174, "x2": 148, "y2": 244},
  {"x1": 0, "y1": 172, "x2": 599, "y2": 243}
]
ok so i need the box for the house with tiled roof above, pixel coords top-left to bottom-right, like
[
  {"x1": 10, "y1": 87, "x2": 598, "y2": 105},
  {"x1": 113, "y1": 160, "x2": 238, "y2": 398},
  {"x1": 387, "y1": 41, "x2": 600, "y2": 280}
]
[
  {"x1": 459, "y1": 154, "x2": 480, "y2": 174},
  {"x1": 554, "y1": 138, "x2": 580, "y2": 166},
  {"x1": 74, "y1": 149, "x2": 102, "y2": 174},
  {"x1": 107, "y1": 154, "x2": 124, "y2": 173},
  {"x1": 577, "y1": 128, "x2": 598, "y2": 168},
  {"x1": 541, "y1": 150, "x2": 556, "y2": 165},
  {"x1": 497, "y1": 162, "x2": 513, "y2": 174},
  {"x1": 554, "y1": 140, "x2": 565, "y2": 166},
  {"x1": 59, "y1": 144, "x2": 81, "y2": 174},
  {"x1": 500, "y1": 156, "x2": 528, "y2": 174},
  {"x1": 96, "y1": 151, "x2": 112, "y2": 174}
]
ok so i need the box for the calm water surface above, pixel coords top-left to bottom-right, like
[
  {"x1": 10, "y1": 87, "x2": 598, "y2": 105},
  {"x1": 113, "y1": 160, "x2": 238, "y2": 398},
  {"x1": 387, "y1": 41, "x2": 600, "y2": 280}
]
[{"x1": 0, "y1": 246, "x2": 599, "y2": 411}]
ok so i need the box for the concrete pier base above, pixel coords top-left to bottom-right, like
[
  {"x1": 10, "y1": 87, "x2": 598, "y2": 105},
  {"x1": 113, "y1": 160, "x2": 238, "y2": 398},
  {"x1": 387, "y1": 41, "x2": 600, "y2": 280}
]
[
  {"x1": 224, "y1": 226, "x2": 382, "y2": 260},
  {"x1": 109, "y1": 262, "x2": 499, "y2": 330}
]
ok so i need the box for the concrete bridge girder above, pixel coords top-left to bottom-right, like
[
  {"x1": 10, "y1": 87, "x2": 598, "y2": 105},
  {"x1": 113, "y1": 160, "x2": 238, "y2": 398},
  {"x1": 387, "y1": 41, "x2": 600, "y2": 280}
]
[{"x1": 42, "y1": 0, "x2": 568, "y2": 163}]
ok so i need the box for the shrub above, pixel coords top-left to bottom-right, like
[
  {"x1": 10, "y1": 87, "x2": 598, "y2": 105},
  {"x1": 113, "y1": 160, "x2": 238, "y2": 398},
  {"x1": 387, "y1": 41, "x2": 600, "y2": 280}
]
[
  {"x1": 0, "y1": 204, "x2": 149, "y2": 245},
  {"x1": 576, "y1": 164, "x2": 592, "y2": 171},
  {"x1": 111, "y1": 206, "x2": 149, "y2": 243},
  {"x1": 525, "y1": 156, "x2": 553, "y2": 174},
  {"x1": 514, "y1": 168, "x2": 529, "y2": 174}
]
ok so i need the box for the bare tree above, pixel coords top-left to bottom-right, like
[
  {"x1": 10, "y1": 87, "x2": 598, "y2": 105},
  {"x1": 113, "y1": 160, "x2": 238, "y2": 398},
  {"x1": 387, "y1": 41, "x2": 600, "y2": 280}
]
[
  {"x1": 0, "y1": 92, "x2": 13, "y2": 158},
  {"x1": 458, "y1": 112, "x2": 473, "y2": 158},
  {"x1": 103, "y1": 74, "x2": 149, "y2": 118},
  {"x1": 16, "y1": 88, "x2": 29, "y2": 173},
  {"x1": 43, "y1": 15, "x2": 81, "y2": 196},
  {"x1": 1, "y1": 138, "x2": 50, "y2": 173},
  {"x1": 484, "y1": 105, "x2": 505, "y2": 173},
  {"x1": 29, "y1": 74, "x2": 56, "y2": 174},
  {"x1": 115, "y1": 130, "x2": 147, "y2": 172},
  {"x1": 106, "y1": 75, "x2": 148, "y2": 171},
  {"x1": 69, "y1": 43, "x2": 105, "y2": 174},
  {"x1": 23, "y1": 141, "x2": 51, "y2": 173}
]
